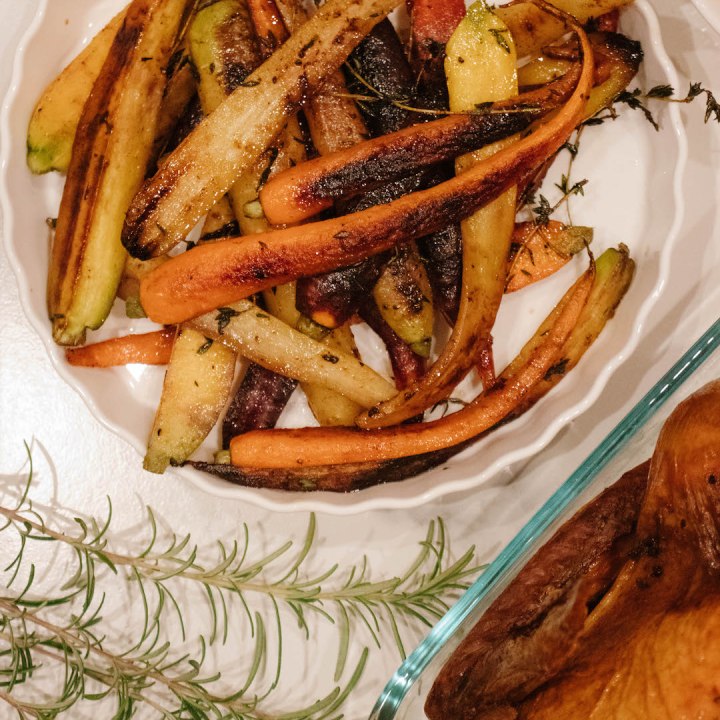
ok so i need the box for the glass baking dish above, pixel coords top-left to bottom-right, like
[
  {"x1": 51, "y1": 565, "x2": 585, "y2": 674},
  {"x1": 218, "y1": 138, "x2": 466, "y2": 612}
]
[{"x1": 370, "y1": 317, "x2": 720, "y2": 720}]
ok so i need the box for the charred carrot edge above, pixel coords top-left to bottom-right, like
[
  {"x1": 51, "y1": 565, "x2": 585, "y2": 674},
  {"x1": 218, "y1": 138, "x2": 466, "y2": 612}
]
[
  {"x1": 227, "y1": 263, "x2": 595, "y2": 468},
  {"x1": 122, "y1": 0, "x2": 402, "y2": 260},
  {"x1": 297, "y1": 254, "x2": 387, "y2": 329},
  {"x1": 141, "y1": 6, "x2": 593, "y2": 326},
  {"x1": 296, "y1": 17, "x2": 420, "y2": 328},
  {"x1": 347, "y1": 18, "x2": 418, "y2": 136},
  {"x1": 259, "y1": 66, "x2": 580, "y2": 225},
  {"x1": 65, "y1": 327, "x2": 176, "y2": 367}
]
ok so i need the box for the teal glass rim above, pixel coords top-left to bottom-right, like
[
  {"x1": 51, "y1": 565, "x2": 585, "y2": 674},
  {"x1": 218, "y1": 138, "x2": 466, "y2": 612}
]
[{"x1": 370, "y1": 316, "x2": 720, "y2": 719}]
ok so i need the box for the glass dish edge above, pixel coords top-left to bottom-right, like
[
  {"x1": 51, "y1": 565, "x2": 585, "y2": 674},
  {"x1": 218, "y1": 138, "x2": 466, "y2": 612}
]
[{"x1": 370, "y1": 316, "x2": 720, "y2": 719}]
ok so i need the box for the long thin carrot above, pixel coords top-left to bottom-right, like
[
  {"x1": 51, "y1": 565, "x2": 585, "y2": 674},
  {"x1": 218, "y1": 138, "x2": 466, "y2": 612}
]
[
  {"x1": 259, "y1": 67, "x2": 579, "y2": 225},
  {"x1": 140, "y1": 8, "x2": 593, "y2": 326},
  {"x1": 65, "y1": 327, "x2": 176, "y2": 367},
  {"x1": 228, "y1": 264, "x2": 594, "y2": 467}
]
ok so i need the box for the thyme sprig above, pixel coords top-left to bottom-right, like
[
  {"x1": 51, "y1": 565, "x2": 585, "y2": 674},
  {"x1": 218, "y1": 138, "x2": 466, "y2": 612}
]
[
  {"x1": 341, "y1": 62, "x2": 542, "y2": 118},
  {"x1": 592, "y1": 82, "x2": 720, "y2": 131},
  {"x1": 0, "y1": 449, "x2": 481, "y2": 716},
  {"x1": 529, "y1": 177, "x2": 588, "y2": 227}
]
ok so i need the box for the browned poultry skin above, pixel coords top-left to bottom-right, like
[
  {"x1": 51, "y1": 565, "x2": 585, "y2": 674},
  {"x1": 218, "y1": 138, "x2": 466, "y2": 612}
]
[
  {"x1": 427, "y1": 380, "x2": 720, "y2": 720},
  {"x1": 425, "y1": 463, "x2": 649, "y2": 719}
]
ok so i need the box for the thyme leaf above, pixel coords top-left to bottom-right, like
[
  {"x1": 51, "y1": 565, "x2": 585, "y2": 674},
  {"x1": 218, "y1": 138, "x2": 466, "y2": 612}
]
[
  {"x1": 532, "y1": 195, "x2": 554, "y2": 226},
  {"x1": 488, "y1": 28, "x2": 511, "y2": 54},
  {"x1": 197, "y1": 337, "x2": 214, "y2": 355},
  {"x1": 615, "y1": 88, "x2": 660, "y2": 131},
  {"x1": 215, "y1": 307, "x2": 240, "y2": 335}
]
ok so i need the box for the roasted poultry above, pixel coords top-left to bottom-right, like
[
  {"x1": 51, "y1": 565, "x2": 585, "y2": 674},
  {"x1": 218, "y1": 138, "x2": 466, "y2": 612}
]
[{"x1": 427, "y1": 379, "x2": 720, "y2": 720}]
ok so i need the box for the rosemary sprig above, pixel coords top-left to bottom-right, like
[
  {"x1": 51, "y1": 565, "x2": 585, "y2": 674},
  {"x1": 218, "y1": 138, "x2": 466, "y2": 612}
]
[
  {"x1": 0, "y1": 449, "x2": 482, "y2": 716},
  {"x1": 0, "y1": 591, "x2": 368, "y2": 719}
]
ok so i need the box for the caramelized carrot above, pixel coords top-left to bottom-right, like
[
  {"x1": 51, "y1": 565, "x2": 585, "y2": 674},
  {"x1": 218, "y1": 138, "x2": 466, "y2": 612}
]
[
  {"x1": 141, "y1": 9, "x2": 593, "y2": 326},
  {"x1": 590, "y1": 9, "x2": 620, "y2": 32},
  {"x1": 297, "y1": 19, "x2": 433, "y2": 330},
  {"x1": 506, "y1": 221, "x2": 592, "y2": 293},
  {"x1": 246, "y1": 0, "x2": 289, "y2": 54},
  {"x1": 407, "y1": 0, "x2": 466, "y2": 54},
  {"x1": 259, "y1": 67, "x2": 580, "y2": 225},
  {"x1": 222, "y1": 363, "x2": 297, "y2": 448},
  {"x1": 228, "y1": 264, "x2": 594, "y2": 467},
  {"x1": 65, "y1": 327, "x2": 176, "y2": 367}
]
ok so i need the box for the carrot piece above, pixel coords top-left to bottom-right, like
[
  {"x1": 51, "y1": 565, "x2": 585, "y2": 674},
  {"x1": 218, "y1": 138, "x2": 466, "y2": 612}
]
[
  {"x1": 65, "y1": 327, "x2": 176, "y2": 367},
  {"x1": 259, "y1": 68, "x2": 579, "y2": 225},
  {"x1": 407, "y1": 0, "x2": 466, "y2": 49},
  {"x1": 407, "y1": 0, "x2": 466, "y2": 85},
  {"x1": 246, "y1": 0, "x2": 289, "y2": 52},
  {"x1": 505, "y1": 221, "x2": 592, "y2": 293},
  {"x1": 122, "y1": 0, "x2": 401, "y2": 260},
  {"x1": 228, "y1": 263, "x2": 595, "y2": 468},
  {"x1": 591, "y1": 9, "x2": 620, "y2": 32}
]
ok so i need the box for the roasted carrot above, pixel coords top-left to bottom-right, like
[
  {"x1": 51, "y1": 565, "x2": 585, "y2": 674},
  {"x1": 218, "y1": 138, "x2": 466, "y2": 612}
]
[
  {"x1": 65, "y1": 327, "x2": 176, "y2": 367},
  {"x1": 227, "y1": 263, "x2": 594, "y2": 467},
  {"x1": 258, "y1": 68, "x2": 581, "y2": 225},
  {"x1": 189, "y1": 446, "x2": 463, "y2": 492},
  {"x1": 512, "y1": 245, "x2": 634, "y2": 413},
  {"x1": 346, "y1": 18, "x2": 418, "y2": 136},
  {"x1": 270, "y1": 7, "x2": 431, "y2": 332},
  {"x1": 141, "y1": 4, "x2": 594, "y2": 325},
  {"x1": 246, "y1": 0, "x2": 289, "y2": 54},
  {"x1": 294, "y1": 26, "x2": 377, "y2": 327},
  {"x1": 296, "y1": 252, "x2": 388, "y2": 329},
  {"x1": 505, "y1": 221, "x2": 592, "y2": 293},
  {"x1": 197, "y1": 248, "x2": 630, "y2": 490},
  {"x1": 407, "y1": 0, "x2": 466, "y2": 101},
  {"x1": 426, "y1": 0, "x2": 519, "y2": 401},
  {"x1": 591, "y1": 9, "x2": 620, "y2": 32},
  {"x1": 140, "y1": 12, "x2": 593, "y2": 326},
  {"x1": 122, "y1": 0, "x2": 402, "y2": 260},
  {"x1": 418, "y1": 203, "x2": 462, "y2": 324}
]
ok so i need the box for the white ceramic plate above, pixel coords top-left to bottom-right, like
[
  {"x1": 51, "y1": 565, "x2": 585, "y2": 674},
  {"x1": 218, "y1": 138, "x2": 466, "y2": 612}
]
[
  {"x1": 691, "y1": 0, "x2": 720, "y2": 35},
  {"x1": 1, "y1": 0, "x2": 686, "y2": 514}
]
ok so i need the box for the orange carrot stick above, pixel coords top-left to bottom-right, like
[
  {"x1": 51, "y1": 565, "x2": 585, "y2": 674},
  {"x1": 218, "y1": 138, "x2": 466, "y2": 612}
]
[
  {"x1": 65, "y1": 327, "x2": 176, "y2": 367},
  {"x1": 259, "y1": 67, "x2": 580, "y2": 225},
  {"x1": 228, "y1": 265, "x2": 594, "y2": 467}
]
